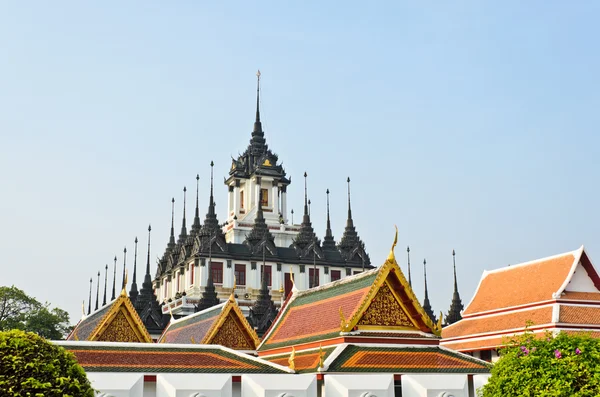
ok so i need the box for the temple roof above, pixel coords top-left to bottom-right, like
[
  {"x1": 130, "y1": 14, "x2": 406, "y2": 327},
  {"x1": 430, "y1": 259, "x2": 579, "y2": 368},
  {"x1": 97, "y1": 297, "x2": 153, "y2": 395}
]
[
  {"x1": 159, "y1": 296, "x2": 260, "y2": 350},
  {"x1": 258, "y1": 232, "x2": 440, "y2": 354},
  {"x1": 441, "y1": 246, "x2": 600, "y2": 352},
  {"x1": 57, "y1": 341, "x2": 290, "y2": 374},
  {"x1": 67, "y1": 289, "x2": 152, "y2": 343}
]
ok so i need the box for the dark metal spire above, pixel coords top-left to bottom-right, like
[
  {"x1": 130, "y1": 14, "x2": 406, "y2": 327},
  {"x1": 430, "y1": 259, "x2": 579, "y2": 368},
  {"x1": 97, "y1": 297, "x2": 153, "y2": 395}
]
[
  {"x1": 136, "y1": 224, "x2": 155, "y2": 313},
  {"x1": 87, "y1": 278, "x2": 92, "y2": 315},
  {"x1": 248, "y1": 242, "x2": 278, "y2": 337},
  {"x1": 191, "y1": 174, "x2": 201, "y2": 234},
  {"x1": 111, "y1": 256, "x2": 117, "y2": 301},
  {"x1": 129, "y1": 237, "x2": 139, "y2": 304},
  {"x1": 322, "y1": 189, "x2": 337, "y2": 251},
  {"x1": 407, "y1": 246, "x2": 412, "y2": 287},
  {"x1": 291, "y1": 172, "x2": 320, "y2": 251},
  {"x1": 255, "y1": 69, "x2": 261, "y2": 123},
  {"x1": 201, "y1": 161, "x2": 222, "y2": 238},
  {"x1": 178, "y1": 187, "x2": 188, "y2": 245},
  {"x1": 95, "y1": 271, "x2": 100, "y2": 311},
  {"x1": 103, "y1": 264, "x2": 108, "y2": 306},
  {"x1": 346, "y1": 177, "x2": 352, "y2": 224},
  {"x1": 121, "y1": 247, "x2": 127, "y2": 290},
  {"x1": 422, "y1": 258, "x2": 436, "y2": 323},
  {"x1": 445, "y1": 249, "x2": 464, "y2": 325},
  {"x1": 338, "y1": 177, "x2": 369, "y2": 265},
  {"x1": 168, "y1": 198, "x2": 176, "y2": 249}
]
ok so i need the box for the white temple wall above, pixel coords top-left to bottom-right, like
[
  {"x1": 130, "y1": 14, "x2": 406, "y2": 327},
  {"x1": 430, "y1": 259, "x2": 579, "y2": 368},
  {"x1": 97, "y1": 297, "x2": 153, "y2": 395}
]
[{"x1": 87, "y1": 373, "x2": 490, "y2": 397}]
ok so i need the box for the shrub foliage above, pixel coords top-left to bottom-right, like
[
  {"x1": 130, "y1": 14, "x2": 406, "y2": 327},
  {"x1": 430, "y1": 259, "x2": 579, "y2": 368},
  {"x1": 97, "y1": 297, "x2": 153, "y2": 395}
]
[
  {"x1": 0, "y1": 329, "x2": 94, "y2": 396},
  {"x1": 481, "y1": 330, "x2": 600, "y2": 397}
]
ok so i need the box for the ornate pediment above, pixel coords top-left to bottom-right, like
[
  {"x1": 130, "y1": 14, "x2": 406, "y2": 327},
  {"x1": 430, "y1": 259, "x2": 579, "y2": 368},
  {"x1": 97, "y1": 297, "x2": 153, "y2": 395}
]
[
  {"x1": 210, "y1": 314, "x2": 254, "y2": 350},
  {"x1": 357, "y1": 282, "x2": 415, "y2": 328}
]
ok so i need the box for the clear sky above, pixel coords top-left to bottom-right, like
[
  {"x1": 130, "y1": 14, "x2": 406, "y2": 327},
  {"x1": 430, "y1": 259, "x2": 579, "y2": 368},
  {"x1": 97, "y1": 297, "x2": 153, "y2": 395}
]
[{"x1": 1, "y1": 2, "x2": 599, "y2": 324}]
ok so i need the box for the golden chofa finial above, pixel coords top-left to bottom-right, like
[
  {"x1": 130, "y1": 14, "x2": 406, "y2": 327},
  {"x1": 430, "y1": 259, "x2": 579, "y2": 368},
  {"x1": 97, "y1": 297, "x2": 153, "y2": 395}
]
[
  {"x1": 436, "y1": 311, "x2": 444, "y2": 333},
  {"x1": 288, "y1": 346, "x2": 296, "y2": 371},
  {"x1": 387, "y1": 225, "x2": 398, "y2": 262},
  {"x1": 318, "y1": 344, "x2": 325, "y2": 369}
]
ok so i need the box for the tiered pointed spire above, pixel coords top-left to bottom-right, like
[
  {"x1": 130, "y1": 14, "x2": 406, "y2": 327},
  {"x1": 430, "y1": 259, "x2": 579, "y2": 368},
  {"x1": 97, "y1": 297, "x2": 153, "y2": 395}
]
[
  {"x1": 291, "y1": 172, "x2": 320, "y2": 251},
  {"x1": 445, "y1": 249, "x2": 464, "y2": 325},
  {"x1": 111, "y1": 256, "x2": 117, "y2": 301},
  {"x1": 250, "y1": 69, "x2": 267, "y2": 157},
  {"x1": 136, "y1": 225, "x2": 156, "y2": 313},
  {"x1": 200, "y1": 161, "x2": 222, "y2": 239},
  {"x1": 129, "y1": 237, "x2": 139, "y2": 304},
  {"x1": 322, "y1": 189, "x2": 337, "y2": 250},
  {"x1": 177, "y1": 187, "x2": 188, "y2": 245},
  {"x1": 422, "y1": 258, "x2": 436, "y2": 323},
  {"x1": 191, "y1": 174, "x2": 202, "y2": 235},
  {"x1": 248, "y1": 245, "x2": 278, "y2": 337},
  {"x1": 338, "y1": 177, "x2": 369, "y2": 264}
]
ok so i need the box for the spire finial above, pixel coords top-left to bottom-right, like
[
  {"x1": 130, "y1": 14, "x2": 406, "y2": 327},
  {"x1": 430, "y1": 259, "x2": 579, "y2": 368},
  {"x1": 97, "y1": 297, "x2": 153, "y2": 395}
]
[
  {"x1": 130, "y1": 237, "x2": 139, "y2": 303},
  {"x1": 193, "y1": 174, "x2": 201, "y2": 231},
  {"x1": 256, "y1": 69, "x2": 261, "y2": 123},
  {"x1": 121, "y1": 247, "x2": 127, "y2": 290},
  {"x1": 87, "y1": 277, "x2": 92, "y2": 315},
  {"x1": 453, "y1": 249, "x2": 457, "y2": 289},
  {"x1": 146, "y1": 225, "x2": 152, "y2": 277},
  {"x1": 95, "y1": 271, "x2": 100, "y2": 311},
  {"x1": 347, "y1": 177, "x2": 352, "y2": 220},
  {"x1": 111, "y1": 255, "x2": 117, "y2": 301},
  {"x1": 103, "y1": 264, "x2": 108, "y2": 306},
  {"x1": 169, "y1": 197, "x2": 175, "y2": 245},
  {"x1": 303, "y1": 172, "x2": 308, "y2": 215},
  {"x1": 210, "y1": 161, "x2": 214, "y2": 201},
  {"x1": 322, "y1": 188, "x2": 337, "y2": 251},
  {"x1": 407, "y1": 246, "x2": 412, "y2": 288},
  {"x1": 423, "y1": 258, "x2": 428, "y2": 298},
  {"x1": 178, "y1": 187, "x2": 188, "y2": 242}
]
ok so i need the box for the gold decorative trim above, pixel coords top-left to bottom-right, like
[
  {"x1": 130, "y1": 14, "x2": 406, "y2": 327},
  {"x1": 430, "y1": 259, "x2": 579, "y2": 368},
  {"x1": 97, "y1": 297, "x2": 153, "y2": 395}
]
[
  {"x1": 341, "y1": 228, "x2": 440, "y2": 336},
  {"x1": 88, "y1": 293, "x2": 153, "y2": 343},
  {"x1": 203, "y1": 299, "x2": 261, "y2": 349}
]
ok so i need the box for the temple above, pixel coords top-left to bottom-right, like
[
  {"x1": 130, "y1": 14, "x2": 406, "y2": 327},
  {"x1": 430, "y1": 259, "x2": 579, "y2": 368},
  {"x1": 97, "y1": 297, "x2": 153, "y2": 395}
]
[
  {"x1": 62, "y1": 229, "x2": 490, "y2": 396},
  {"x1": 441, "y1": 246, "x2": 600, "y2": 362}
]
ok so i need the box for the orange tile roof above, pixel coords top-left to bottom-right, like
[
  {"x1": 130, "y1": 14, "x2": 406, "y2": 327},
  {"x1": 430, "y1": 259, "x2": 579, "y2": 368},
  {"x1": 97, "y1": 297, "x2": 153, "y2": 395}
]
[
  {"x1": 560, "y1": 291, "x2": 600, "y2": 301},
  {"x1": 443, "y1": 306, "x2": 553, "y2": 339},
  {"x1": 463, "y1": 252, "x2": 575, "y2": 315},
  {"x1": 441, "y1": 337, "x2": 510, "y2": 352},
  {"x1": 559, "y1": 305, "x2": 600, "y2": 325}
]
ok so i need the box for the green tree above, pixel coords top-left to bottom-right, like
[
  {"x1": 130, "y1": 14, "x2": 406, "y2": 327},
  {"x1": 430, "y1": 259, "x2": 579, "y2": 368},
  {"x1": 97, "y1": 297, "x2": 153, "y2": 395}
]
[
  {"x1": 481, "y1": 331, "x2": 600, "y2": 397},
  {"x1": 0, "y1": 329, "x2": 94, "y2": 396},
  {"x1": 0, "y1": 286, "x2": 71, "y2": 339}
]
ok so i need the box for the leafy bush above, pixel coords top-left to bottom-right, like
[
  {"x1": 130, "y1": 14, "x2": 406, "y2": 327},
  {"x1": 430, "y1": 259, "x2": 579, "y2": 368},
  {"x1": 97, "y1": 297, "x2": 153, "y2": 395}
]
[
  {"x1": 481, "y1": 330, "x2": 600, "y2": 397},
  {"x1": 0, "y1": 329, "x2": 94, "y2": 396}
]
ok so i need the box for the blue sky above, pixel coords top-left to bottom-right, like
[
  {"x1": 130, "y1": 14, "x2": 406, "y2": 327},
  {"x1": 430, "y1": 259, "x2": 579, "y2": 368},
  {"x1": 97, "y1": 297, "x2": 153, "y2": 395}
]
[{"x1": 1, "y1": 2, "x2": 599, "y2": 323}]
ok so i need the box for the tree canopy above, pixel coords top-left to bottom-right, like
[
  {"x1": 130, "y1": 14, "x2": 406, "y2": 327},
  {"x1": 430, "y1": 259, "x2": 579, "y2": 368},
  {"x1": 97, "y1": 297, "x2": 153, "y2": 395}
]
[
  {"x1": 0, "y1": 286, "x2": 71, "y2": 339},
  {"x1": 481, "y1": 330, "x2": 600, "y2": 397},
  {"x1": 0, "y1": 329, "x2": 94, "y2": 396}
]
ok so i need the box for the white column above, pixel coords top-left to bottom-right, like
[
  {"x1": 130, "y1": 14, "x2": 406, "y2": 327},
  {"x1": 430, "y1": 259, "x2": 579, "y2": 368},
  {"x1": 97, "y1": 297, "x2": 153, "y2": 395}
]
[
  {"x1": 272, "y1": 184, "x2": 279, "y2": 217},
  {"x1": 281, "y1": 189, "x2": 287, "y2": 223},
  {"x1": 233, "y1": 185, "x2": 240, "y2": 216},
  {"x1": 255, "y1": 178, "x2": 262, "y2": 212}
]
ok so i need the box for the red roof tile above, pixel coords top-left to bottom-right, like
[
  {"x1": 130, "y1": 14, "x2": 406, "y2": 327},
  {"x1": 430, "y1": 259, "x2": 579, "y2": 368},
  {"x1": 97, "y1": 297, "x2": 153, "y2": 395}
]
[
  {"x1": 559, "y1": 305, "x2": 600, "y2": 325},
  {"x1": 443, "y1": 306, "x2": 553, "y2": 339},
  {"x1": 464, "y1": 252, "x2": 575, "y2": 315}
]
